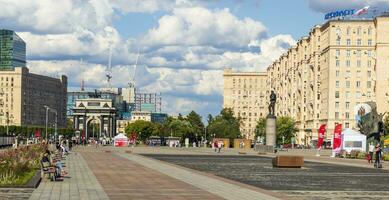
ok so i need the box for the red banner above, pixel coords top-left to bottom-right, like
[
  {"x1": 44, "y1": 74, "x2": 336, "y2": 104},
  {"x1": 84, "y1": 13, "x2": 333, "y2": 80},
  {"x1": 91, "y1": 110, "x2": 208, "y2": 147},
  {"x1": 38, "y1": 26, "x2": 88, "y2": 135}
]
[
  {"x1": 333, "y1": 124, "x2": 342, "y2": 153},
  {"x1": 317, "y1": 124, "x2": 326, "y2": 150},
  {"x1": 34, "y1": 130, "x2": 41, "y2": 138}
]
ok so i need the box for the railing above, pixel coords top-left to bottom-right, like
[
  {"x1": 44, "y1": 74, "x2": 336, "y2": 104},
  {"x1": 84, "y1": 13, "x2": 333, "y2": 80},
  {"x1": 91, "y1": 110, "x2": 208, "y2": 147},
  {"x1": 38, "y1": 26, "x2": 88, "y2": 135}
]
[{"x1": 0, "y1": 136, "x2": 15, "y2": 147}]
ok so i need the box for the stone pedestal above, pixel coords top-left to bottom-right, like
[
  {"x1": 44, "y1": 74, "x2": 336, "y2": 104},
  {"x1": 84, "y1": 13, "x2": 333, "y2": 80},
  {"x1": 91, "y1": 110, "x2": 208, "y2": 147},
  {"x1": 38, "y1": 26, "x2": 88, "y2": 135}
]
[{"x1": 266, "y1": 115, "x2": 276, "y2": 147}]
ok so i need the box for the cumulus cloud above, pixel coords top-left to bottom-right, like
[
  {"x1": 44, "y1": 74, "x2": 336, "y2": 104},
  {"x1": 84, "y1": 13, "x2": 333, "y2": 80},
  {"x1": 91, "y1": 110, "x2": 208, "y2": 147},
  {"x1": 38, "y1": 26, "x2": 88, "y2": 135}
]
[
  {"x1": 141, "y1": 6, "x2": 267, "y2": 50},
  {"x1": 2, "y1": 1, "x2": 297, "y2": 117}
]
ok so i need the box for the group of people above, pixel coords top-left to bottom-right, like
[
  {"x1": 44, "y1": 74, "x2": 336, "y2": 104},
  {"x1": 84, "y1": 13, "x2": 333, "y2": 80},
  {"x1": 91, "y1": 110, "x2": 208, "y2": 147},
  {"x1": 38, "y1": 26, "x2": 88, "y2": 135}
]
[
  {"x1": 368, "y1": 143, "x2": 383, "y2": 168},
  {"x1": 41, "y1": 141, "x2": 69, "y2": 181},
  {"x1": 212, "y1": 140, "x2": 224, "y2": 153}
]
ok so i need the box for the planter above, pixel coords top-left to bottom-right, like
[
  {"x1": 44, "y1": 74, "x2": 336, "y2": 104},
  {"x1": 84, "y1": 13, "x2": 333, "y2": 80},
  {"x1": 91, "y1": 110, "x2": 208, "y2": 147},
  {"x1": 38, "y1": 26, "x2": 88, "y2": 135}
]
[{"x1": 0, "y1": 170, "x2": 41, "y2": 188}]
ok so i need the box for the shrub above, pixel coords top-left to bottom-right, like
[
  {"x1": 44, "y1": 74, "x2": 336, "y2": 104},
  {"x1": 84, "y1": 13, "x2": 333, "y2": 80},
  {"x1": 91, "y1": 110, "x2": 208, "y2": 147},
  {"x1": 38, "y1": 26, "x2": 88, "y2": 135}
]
[
  {"x1": 350, "y1": 150, "x2": 360, "y2": 158},
  {"x1": 357, "y1": 152, "x2": 367, "y2": 159},
  {"x1": 383, "y1": 155, "x2": 389, "y2": 161},
  {"x1": 0, "y1": 144, "x2": 46, "y2": 186}
]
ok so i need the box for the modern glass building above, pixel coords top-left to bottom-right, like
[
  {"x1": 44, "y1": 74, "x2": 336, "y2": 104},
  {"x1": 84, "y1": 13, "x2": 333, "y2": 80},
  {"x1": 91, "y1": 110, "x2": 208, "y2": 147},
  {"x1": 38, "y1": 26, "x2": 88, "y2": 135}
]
[{"x1": 0, "y1": 29, "x2": 26, "y2": 70}]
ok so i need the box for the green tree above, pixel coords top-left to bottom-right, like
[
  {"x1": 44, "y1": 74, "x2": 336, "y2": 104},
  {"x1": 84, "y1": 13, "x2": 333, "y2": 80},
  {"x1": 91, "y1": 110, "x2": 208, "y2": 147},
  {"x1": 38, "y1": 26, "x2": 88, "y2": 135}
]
[
  {"x1": 186, "y1": 111, "x2": 204, "y2": 140},
  {"x1": 125, "y1": 120, "x2": 155, "y2": 142},
  {"x1": 254, "y1": 118, "x2": 266, "y2": 139},
  {"x1": 168, "y1": 119, "x2": 193, "y2": 138},
  {"x1": 207, "y1": 108, "x2": 241, "y2": 139},
  {"x1": 254, "y1": 116, "x2": 297, "y2": 145}
]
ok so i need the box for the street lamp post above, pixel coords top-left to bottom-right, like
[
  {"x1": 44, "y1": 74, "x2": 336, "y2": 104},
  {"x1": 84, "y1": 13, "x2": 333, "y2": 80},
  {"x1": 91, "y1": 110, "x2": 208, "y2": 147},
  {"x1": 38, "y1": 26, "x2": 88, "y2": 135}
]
[
  {"x1": 6, "y1": 111, "x2": 9, "y2": 136},
  {"x1": 44, "y1": 106, "x2": 49, "y2": 140}
]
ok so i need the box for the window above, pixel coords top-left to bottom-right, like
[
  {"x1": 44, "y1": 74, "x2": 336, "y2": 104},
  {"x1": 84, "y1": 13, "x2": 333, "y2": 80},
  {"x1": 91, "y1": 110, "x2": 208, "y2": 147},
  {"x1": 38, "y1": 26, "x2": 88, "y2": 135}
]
[
  {"x1": 356, "y1": 91, "x2": 361, "y2": 99},
  {"x1": 336, "y1": 81, "x2": 340, "y2": 88},
  {"x1": 346, "y1": 112, "x2": 350, "y2": 119},
  {"x1": 346, "y1": 70, "x2": 351, "y2": 77},
  {"x1": 335, "y1": 102, "x2": 339, "y2": 108},
  {"x1": 346, "y1": 102, "x2": 350, "y2": 109},
  {"x1": 368, "y1": 60, "x2": 372, "y2": 68},
  {"x1": 368, "y1": 39, "x2": 372, "y2": 46},
  {"x1": 346, "y1": 91, "x2": 350, "y2": 99},
  {"x1": 357, "y1": 60, "x2": 361, "y2": 67},
  {"x1": 346, "y1": 50, "x2": 351, "y2": 57},
  {"x1": 346, "y1": 60, "x2": 351, "y2": 67},
  {"x1": 357, "y1": 50, "x2": 361, "y2": 57},
  {"x1": 357, "y1": 27, "x2": 361, "y2": 35},
  {"x1": 357, "y1": 70, "x2": 361, "y2": 77},
  {"x1": 356, "y1": 81, "x2": 361, "y2": 88},
  {"x1": 346, "y1": 39, "x2": 351, "y2": 46},
  {"x1": 367, "y1": 91, "x2": 371, "y2": 98},
  {"x1": 335, "y1": 91, "x2": 340, "y2": 98},
  {"x1": 368, "y1": 27, "x2": 372, "y2": 35},
  {"x1": 336, "y1": 50, "x2": 340, "y2": 57},
  {"x1": 336, "y1": 39, "x2": 341, "y2": 45},
  {"x1": 367, "y1": 50, "x2": 372, "y2": 57},
  {"x1": 345, "y1": 122, "x2": 350, "y2": 128},
  {"x1": 336, "y1": 70, "x2": 340, "y2": 77},
  {"x1": 357, "y1": 39, "x2": 362, "y2": 46},
  {"x1": 367, "y1": 71, "x2": 371, "y2": 77},
  {"x1": 347, "y1": 27, "x2": 351, "y2": 35},
  {"x1": 346, "y1": 81, "x2": 350, "y2": 88},
  {"x1": 336, "y1": 60, "x2": 340, "y2": 67},
  {"x1": 335, "y1": 112, "x2": 339, "y2": 119},
  {"x1": 367, "y1": 81, "x2": 371, "y2": 88}
]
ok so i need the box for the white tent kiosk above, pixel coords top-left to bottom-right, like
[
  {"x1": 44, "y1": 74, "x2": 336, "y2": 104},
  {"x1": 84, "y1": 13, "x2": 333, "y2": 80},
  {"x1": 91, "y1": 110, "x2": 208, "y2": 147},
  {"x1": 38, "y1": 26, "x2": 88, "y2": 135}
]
[
  {"x1": 114, "y1": 133, "x2": 129, "y2": 147},
  {"x1": 341, "y1": 129, "x2": 366, "y2": 153}
]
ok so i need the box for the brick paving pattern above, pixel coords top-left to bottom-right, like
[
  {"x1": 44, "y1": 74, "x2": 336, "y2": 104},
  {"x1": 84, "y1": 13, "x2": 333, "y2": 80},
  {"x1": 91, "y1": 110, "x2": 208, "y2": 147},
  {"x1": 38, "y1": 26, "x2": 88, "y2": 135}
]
[
  {"x1": 29, "y1": 151, "x2": 108, "y2": 200},
  {"x1": 80, "y1": 149, "x2": 224, "y2": 200}
]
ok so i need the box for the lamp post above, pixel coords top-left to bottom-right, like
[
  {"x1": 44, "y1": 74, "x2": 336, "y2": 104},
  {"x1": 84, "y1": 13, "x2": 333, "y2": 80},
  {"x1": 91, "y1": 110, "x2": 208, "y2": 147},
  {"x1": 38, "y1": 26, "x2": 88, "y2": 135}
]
[
  {"x1": 6, "y1": 111, "x2": 9, "y2": 136},
  {"x1": 44, "y1": 105, "x2": 49, "y2": 140},
  {"x1": 204, "y1": 127, "x2": 207, "y2": 147}
]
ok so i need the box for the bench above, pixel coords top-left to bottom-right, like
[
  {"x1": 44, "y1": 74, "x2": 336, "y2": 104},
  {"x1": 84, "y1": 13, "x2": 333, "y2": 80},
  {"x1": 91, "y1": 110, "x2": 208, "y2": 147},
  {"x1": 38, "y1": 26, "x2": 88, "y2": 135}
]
[
  {"x1": 41, "y1": 161, "x2": 56, "y2": 181},
  {"x1": 272, "y1": 155, "x2": 304, "y2": 168}
]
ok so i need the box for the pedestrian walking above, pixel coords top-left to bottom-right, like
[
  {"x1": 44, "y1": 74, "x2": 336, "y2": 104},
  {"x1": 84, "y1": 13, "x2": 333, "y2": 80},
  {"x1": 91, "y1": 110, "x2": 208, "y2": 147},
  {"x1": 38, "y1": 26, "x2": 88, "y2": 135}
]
[
  {"x1": 374, "y1": 144, "x2": 382, "y2": 168},
  {"x1": 217, "y1": 140, "x2": 222, "y2": 153},
  {"x1": 368, "y1": 143, "x2": 374, "y2": 164}
]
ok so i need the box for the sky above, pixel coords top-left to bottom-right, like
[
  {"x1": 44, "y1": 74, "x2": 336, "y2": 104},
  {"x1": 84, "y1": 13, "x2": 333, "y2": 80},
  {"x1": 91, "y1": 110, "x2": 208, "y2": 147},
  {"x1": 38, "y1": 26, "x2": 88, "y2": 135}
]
[{"x1": 1, "y1": 0, "x2": 388, "y2": 120}]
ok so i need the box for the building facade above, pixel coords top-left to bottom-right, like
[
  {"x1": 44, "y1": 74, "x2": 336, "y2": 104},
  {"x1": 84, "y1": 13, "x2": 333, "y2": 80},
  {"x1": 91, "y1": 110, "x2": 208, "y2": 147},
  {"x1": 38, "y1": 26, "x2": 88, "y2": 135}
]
[
  {"x1": 0, "y1": 29, "x2": 26, "y2": 70},
  {"x1": 223, "y1": 68, "x2": 267, "y2": 139},
  {"x1": 266, "y1": 16, "x2": 389, "y2": 145},
  {"x1": 0, "y1": 67, "x2": 67, "y2": 128}
]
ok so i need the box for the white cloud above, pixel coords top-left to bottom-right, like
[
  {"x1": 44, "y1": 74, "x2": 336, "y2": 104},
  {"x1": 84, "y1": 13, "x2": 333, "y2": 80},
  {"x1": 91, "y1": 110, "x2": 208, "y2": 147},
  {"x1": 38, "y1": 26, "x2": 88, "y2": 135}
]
[
  {"x1": 141, "y1": 6, "x2": 267, "y2": 49},
  {"x1": 3, "y1": 2, "x2": 297, "y2": 117}
]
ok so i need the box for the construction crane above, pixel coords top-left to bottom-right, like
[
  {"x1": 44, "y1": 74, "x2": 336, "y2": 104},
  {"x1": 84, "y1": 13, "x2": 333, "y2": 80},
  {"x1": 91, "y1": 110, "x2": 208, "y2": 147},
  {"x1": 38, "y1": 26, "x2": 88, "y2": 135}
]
[
  {"x1": 129, "y1": 50, "x2": 140, "y2": 88},
  {"x1": 106, "y1": 43, "x2": 113, "y2": 92}
]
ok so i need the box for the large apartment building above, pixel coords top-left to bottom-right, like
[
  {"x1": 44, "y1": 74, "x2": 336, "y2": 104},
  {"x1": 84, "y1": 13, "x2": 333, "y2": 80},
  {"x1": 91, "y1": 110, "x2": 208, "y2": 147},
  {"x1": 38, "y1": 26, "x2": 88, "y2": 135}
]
[
  {"x1": 223, "y1": 68, "x2": 267, "y2": 139},
  {"x1": 267, "y1": 15, "x2": 389, "y2": 145},
  {"x1": 0, "y1": 67, "x2": 67, "y2": 128}
]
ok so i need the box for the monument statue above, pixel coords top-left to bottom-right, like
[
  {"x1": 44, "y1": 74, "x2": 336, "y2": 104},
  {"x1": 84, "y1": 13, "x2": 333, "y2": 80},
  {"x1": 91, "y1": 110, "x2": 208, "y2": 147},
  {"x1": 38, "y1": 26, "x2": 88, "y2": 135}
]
[
  {"x1": 268, "y1": 91, "x2": 277, "y2": 116},
  {"x1": 355, "y1": 101, "x2": 387, "y2": 142},
  {"x1": 265, "y1": 90, "x2": 277, "y2": 148}
]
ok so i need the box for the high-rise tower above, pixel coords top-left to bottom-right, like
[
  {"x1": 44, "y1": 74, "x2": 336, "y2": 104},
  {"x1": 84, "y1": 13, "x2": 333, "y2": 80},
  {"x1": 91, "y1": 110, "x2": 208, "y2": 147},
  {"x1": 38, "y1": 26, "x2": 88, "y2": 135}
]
[{"x1": 0, "y1": 29, "x2": 26, "y2": 70}]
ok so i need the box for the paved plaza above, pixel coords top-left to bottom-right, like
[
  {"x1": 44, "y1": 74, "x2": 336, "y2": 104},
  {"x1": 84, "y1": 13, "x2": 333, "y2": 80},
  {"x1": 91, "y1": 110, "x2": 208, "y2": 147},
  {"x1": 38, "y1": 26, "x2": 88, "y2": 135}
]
[{"x1": 17, "y1": 146, "x2": 389, "y2": 200}]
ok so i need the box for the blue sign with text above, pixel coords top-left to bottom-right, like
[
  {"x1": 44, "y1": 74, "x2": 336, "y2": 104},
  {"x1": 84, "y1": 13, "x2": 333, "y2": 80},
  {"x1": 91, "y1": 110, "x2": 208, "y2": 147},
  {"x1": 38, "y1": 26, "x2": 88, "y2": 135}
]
[{"x1": 325, "y1": 9, "x2": 355, "y2": 20}]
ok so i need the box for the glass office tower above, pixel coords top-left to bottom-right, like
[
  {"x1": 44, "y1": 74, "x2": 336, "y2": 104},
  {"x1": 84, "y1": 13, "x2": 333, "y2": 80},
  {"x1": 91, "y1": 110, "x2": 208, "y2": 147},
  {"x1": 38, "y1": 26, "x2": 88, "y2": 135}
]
[{"x1": 0, "y1": 29, "x2": 26, "y2": 70}]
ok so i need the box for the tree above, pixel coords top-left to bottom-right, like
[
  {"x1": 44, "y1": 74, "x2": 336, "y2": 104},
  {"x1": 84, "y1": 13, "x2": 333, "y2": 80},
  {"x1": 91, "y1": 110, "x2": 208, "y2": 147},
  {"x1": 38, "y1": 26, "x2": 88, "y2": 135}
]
[
  {"x1": 254, "y1": 118, "x2": 266, "y2": 139},
  {"x1": 168, "y1": 119, "x2": 193, "y2": 138},
  {"x1": 125, "y1": 120, "x2": 155, "y2": 142},
  {"x1": 254, "y1": 116, "x2": 297, "y2": 145},
  {"x1": 186, "y1": 111, "x2": 204, "y2": 141},
  {"x1": 276, "y1": 116, "x2": 298, "y2": 144},
  {"x1": 207, "y1": 108, "x2": 241, "y2": 139}
]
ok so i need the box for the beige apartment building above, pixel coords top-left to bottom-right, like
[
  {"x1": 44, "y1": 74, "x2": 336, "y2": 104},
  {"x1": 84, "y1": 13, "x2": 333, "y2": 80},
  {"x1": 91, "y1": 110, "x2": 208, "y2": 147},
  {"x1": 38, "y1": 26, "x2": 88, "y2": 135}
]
[
  {"x1": 223, "y1": 68, "x2": 267, "y2": 139},
  {"x1": 266, "y1": 15, "x2": 389, "y2": 145},
  {"x1": 0, "y1": 67, "x2": 67, "y2": 128}
]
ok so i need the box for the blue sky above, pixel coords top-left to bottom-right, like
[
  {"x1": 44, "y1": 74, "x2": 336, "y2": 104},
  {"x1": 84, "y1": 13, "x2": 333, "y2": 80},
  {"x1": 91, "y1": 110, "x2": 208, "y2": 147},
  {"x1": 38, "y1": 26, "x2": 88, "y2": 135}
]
[{"x1": 0, "y1": 0, "x2": 383, "y2": 120}]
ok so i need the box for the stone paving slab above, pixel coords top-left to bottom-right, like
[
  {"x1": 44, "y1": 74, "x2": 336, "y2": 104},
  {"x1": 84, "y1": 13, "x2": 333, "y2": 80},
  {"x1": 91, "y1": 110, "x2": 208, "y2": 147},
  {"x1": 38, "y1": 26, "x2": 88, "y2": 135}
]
[
  {"x1": 116, "y1": 151, "x2": 283, "y2": 200},
  {"x1": 79, "y1": 149, "x2": 223, "y2": 200},
  {"x1": 29, "y1": 152, "x2": 108, "y2": 200}
]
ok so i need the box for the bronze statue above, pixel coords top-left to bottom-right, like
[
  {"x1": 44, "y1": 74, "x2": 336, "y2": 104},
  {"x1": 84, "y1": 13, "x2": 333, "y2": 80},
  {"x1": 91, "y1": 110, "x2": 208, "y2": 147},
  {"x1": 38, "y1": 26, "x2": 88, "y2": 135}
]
[{"x1": 268, "y1": 91, "x2": 276, "y2": 116}]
